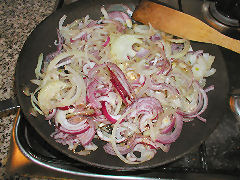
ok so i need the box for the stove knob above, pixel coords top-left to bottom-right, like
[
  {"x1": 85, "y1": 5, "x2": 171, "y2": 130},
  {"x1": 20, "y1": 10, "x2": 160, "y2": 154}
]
[{"x1": 215, "y1": 0, "x2": 240, "y2": 20}]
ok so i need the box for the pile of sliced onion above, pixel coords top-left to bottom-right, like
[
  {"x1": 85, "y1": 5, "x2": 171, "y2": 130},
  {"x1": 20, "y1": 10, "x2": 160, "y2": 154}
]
[{"x1": 30, "y1": 5, "x2": 216, "y2": 164}]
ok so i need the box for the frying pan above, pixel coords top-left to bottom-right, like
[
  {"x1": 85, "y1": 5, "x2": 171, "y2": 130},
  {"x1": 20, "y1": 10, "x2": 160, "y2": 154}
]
[{"x1": 2, "y1": 0, "x2": 229, "y2": 171}]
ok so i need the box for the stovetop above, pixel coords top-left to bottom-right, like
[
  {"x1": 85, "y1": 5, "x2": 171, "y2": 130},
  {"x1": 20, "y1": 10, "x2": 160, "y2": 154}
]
[
  {"x1": 6, "y1": 0, "x2": 240, "y2": 179},
  {"x1": 7, "y1": 111, "x2": 239, "y2": 179}
]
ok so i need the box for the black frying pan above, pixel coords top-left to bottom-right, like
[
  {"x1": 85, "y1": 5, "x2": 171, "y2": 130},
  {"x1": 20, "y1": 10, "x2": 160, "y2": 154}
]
[{"x1": 6, "y1": 0, "x2": 229, "y2": 170}]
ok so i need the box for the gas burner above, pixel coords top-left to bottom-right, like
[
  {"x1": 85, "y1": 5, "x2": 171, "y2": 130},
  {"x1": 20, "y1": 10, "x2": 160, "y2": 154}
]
[{"x1": 202, "y1": 1, "x2": 240, "y2": 34}]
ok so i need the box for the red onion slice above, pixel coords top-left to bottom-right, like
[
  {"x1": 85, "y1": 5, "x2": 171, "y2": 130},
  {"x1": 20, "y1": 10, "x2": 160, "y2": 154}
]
[
  {"x1": 86, "y1": 79, "x2": 103, "y2": 109},
  {"x1": 44, "y1": 30, "x2": 63, "y2": 65},
  {"x1": 134, "y1": 136, "x2": 159, "y2": 149},
  {"x1": 196, "y1": 115, "x2": 207, "y2": 123},
  {"x1": 156, "y1": 113, "x2": 183, "y2": 144},
  {"x1": 107, "y1": 4, "x2": 133, "y2": 17},
  {"x1": 57, "y1": 106, "x2": 72, "y2": 111},
  {"x1": 101, "y1": 101, "x2": 118, "y2": 124},
  {"x1": 87, "y1": 63, "x2": 106, "y2": 80},
  {"x1": 55, "y1": 110, "x2": 88, "y2": 131},
  {"x1": 155, "y1": 142, "x2": 171, "y2": 152},
  {"x1": 160, "y1": 115, "x2": 176, "y2": 134},
  {"x1": 76, "y1": 120, "x2": 96, "y2": 146},
  {"x1": 204, "y1": 85, "x2": 214, "y2": 93},
  {"x1": 102, "y1": 19, "x2": 125, "y2": 32},
  {"x1": 103, "y1": 135, "x2": 136, "y2": 155},
  {"x1": 135, "y1": 48, "x2": 149, "y2": 58},
  {"x1": 107, "y1": 62, "x2": 135, "y2": 105},
  {"x1": 150, "y1": 81, "x2": 180, "y2": 95},
  {"x1": 46, "y1": 108, "x2": 57, "y2": 120},
  {"x1": 59, "y1": 123, "x2": 90, "y2": 135},
  {"x1": 97, "y1": 124, "x2": 127, "y2": 143},
  {"x1": 93, "y1": 115, "x2": 110, "y2": 124},
  {"x1": 108, "y1": 11, "x2": 131, "y2": 26},
  {"x1": 150, "y1": 34, "x2": 161, "y2": 41},
  {"x1": 70, "y1": 32, "x2": 88, "y2": 43},
  {"x1": 86, "y1": 20, "x2": 98, "y2": 28},
  {"x1": 83, "y1": 62, "x2": 96, "y2": 75},
  {"x1": 177, "y1": 81, "x2": 209, "y2": 120},
  {"x1": 126, "y1": 144, "x2": 157, "y2": 163},
  {"x1": 56, "y1": 29, "x2": 64, "y2": 52},
  {"x1": 96, "y1": 127, "x2": 111, "y2": 142},
  {"x1": 128, "y1": 97, "x2": 163, "y2": 118},
  {"x1": 102, "y1": 36, "x2": 110, "y2": 47}
]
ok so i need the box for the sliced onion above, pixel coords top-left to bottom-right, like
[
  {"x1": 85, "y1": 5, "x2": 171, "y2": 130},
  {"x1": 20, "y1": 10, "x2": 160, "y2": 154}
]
[
  {"x1": 97, "y1": 127, "x2": 111, "y2": 142},
  {"x1": 177, "y1": 81, "x2": 209, "y2": 120},
  {"x1": 86, "y1": 79, "x2": 103, "y2": 109},
  {"x1": 135, "y1": 48, "x2": 149, "y2": 58},
  {"x1": 55, "y1": 110, "x2": 89, "y2": 132},
  {"x1": 107, "y1": 4, "x2": 133, "y2": 17},
  {"x1": 102, "y1": 36, "x2": 110, "y2": 47},
  {"x1": 196, "y1": 115, "x2": 206, "y2": 123},
  {"x1": 170, "y1": 71, "x2": 193, "y2": 89},
  {"x1": 101, "y1": 6, "x2": 109, "y2": 19},
  {"x1": 204, "y1": 85, "x2": 214, "y2": 93},
  {"x1": 169, "y1": 40, "x2": 190, "y2": 59},
  {"x1": 160, "y1": 115, "x2": 176, "y2": 134},
  {"x1": 93, "y1": 115, "x2": 110, "y2": 124},
  {"x1": 126, "y1": 144, "x2": 156, "y2": 163},
  {"x1": 83, "y1": 62, "x2": 96, "y2": 75},
  {"x1": 87, "y1": 63, "x2": 105, "y2": 79},
  {"x1": 128, "y1": 97, "x2": 163, "y2": 118},
  {"x1": 107, "y1": 62, "x2": 135, "y2": 105},
  {"x1": 156, "y1": 113, "x2": 183, "y2": 144},
  {"x1": 57, "y1": 105, "x2": 72, "y2": 111},
  {"x1": 70, "y1": 32, "x2": 88, "y2": 43},
  {"x1": 150, "y1": 33, "x2": 161, "y2": 41},
  {"x1": 102, "y1": 19, "x2": 125, "y2": 32},
  {"x1": 46, "y1": 108, "x2": 57, "y2": 120},
  {"x1": 35, "y1": 10, "x2": 217, "y2": 164},
  {"x1": 150, "y1": 80, "x2": 180, "y2": 95},
  {"x1": 101, "y1": 101, "x2": 118, "y2": 123},
  {"x1": 108, "y1": 11, "x2": 132, "y2": 27},
  {"x1": 135, "y1": 136, "x2": 159, "y2": 149},
  {"x1": 155, "y1": 142, "x2": 171, "y2": 152},
  {"x1": 59, "y1": 124, "x2": 90, "y2": 135},
  {"x1": 76, "y1": 120, "x2": 96, "y2": 146},
  {"x1": 35, "y1": 53, "x2": 44, "y2": 79},
  {"x1": 103, "y1": 135, "x2": 136, "y2": 155},
  {"x1": 86, "y1": 20, "x2": 98, "y2": 28},
  {"x1": 44, "y1": 30, "x2": 63, "y2": 66},
  {"x1": 137, "y1": 75, "x2": 151, "y2": 98},
  {"x1": 59, "y1": 15, "x2": 67, "y2": 30}
]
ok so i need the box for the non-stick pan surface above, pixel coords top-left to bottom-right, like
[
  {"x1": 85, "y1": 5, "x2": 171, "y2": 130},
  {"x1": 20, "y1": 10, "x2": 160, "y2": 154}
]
[{"x1": 15, "y1": 0, "x2": 229, "y2": 170}]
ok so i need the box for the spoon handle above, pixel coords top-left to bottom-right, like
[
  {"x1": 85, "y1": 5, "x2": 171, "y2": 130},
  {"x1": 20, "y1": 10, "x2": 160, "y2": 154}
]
[
  {"x1": 133, "y1": 0, "x2": 240, "y2": 54},
  {"x1": 212, "y1": 33, "x2": 240, "y2": 54}
]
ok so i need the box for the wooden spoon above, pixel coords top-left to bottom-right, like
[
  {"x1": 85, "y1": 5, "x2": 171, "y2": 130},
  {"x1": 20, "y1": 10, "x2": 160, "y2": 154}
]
[{"x1": 132, "y1": 0, "x2": 240, "y2": 54}]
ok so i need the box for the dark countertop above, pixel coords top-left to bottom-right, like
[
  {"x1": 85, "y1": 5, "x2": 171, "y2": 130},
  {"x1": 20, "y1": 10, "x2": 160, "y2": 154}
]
[{"x1": 0, "y1": 0, "x2": 56, "y2": 177}]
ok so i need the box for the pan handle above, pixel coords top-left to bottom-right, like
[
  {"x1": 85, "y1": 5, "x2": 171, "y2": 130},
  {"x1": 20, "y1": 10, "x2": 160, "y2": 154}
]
[{"x1": 0, "y1": 98, "x2": 20, "y2": 114}]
